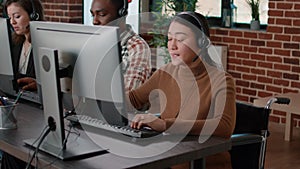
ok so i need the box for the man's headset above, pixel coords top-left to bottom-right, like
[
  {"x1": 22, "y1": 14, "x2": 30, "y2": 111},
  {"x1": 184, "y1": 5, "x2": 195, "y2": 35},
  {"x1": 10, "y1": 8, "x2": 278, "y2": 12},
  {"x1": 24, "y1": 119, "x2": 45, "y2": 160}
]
[
  {"x1": 30, "y1": 0, "x2": 39, "y2": 21},
  {"x1": 176, "y1": 11, "x2": 210, "y2": 49},
  {"x1": 118, "y1": 0, "x2": 128, "y2": 17}
]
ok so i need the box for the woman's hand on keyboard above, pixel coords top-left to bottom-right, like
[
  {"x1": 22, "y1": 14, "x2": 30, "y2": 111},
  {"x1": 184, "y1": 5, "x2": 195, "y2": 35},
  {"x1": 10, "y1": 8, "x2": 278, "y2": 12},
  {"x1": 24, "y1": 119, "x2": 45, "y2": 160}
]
[{"x1": 130, "y1": 113, "x2": 166, "y2": 132}]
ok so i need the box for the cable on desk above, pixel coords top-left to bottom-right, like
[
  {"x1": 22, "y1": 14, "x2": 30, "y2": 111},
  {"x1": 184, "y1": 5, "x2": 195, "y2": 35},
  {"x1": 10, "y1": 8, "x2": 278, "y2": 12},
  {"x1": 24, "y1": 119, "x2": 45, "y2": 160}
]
[
  {"x1": 25, "y1": 118, "x2": 56, "y2": 169},
  {"x1": 25, "y1": 126, "x2": 51, "y2": 169},
  {"x1": 26, "y1": 125, "x2": 48, "y2": 164}
]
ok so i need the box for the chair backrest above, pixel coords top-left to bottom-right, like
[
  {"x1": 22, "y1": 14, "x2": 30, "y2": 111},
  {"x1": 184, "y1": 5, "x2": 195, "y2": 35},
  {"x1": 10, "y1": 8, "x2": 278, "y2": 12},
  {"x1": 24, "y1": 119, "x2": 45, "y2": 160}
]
[
  {"x1": 231, "y1": 101, "x2": 271, "y2": 169},
  {"x1": 234, "y1": 102, "x2": 270, "y2": 135}
]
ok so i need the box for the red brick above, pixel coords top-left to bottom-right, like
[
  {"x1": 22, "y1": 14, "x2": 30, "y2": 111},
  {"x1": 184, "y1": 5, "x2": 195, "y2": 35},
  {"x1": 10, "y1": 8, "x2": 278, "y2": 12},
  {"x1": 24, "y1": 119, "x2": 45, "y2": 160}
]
[
  {"x1": 274, "y1": 64, "x2": 291, "y2": 71},
  {"x1": 285, "y1": 27, "x2": 300, "y2": 34},
  {"x1": 251, "y1": 40, "x2": 266, "y2": 46},
  {"x1": 293, "y1": 20, "x2": 300, "y2": 26},
  {"x1": 236, "y1": 95, "x2": 249, "y2": 102},
  {"x1": 267, "y1": 26, "x2": 284, "y2": 33},
  {"x1": 236, "y1": 39, "x2": 249, "y2": 45},
  {"x1": 258, "y1": 76, "x2": 272, "y2": 84},
  {"x1": 244, "y1": 32, "x2": 258, "y2": 38},
  {"x1": 292, "y1": 35, "x2": 300, "y2": 42},
  {"x1": 283, "y1": 73, "x2": 299, "y2": 80},
  {"x1": 267, "y1": 70, "x2": 282, "y2": 78},
  {"x1": 223, "y1": 37, "x2": 235, "y2": 43},
  {"x1": 267, "y1": 56, "x2": 282, "y2": 63},
  {"x1": 236, "y1": 80, "x2": 250, "y2": 87},
  {"x1": 215, "y1": 29, "x2": 229, "y2": 36},
  {"x1": 236, "y1": 52, "x2": 250, "y2": 59},
  {"x1": 268, "y1": 18, "x2": 275, "y2": 25},
  {"x1": 269, "y1": 2, "x2": 275, "y2": 8},
  {"x1": 250, "y1": 82, "x2": 265, "y2": 90},
  {"x1": 258, "y1": 62, "x2": 273, "y2": 69},
  {"x1": 258, "y1": 91, "x2": 273, "y2": 98},
  {"x1": 274, "y1": 49, "x2": 291, "y2": 56},
  {"x1": 258, "y1": 33, "x2": 273, "y2": 40},
  {"x1": 236, "y1": 66, "x2": 250, "y2": 73},
  {"x1": 229, "y1": 45, "x2": 243, "y2": 51},
  {"x1": 283, "y1": 88, "x2": 298, "y2": 93},
  {"x1": 268, "y1": 10, "x2": 284, "y2": 17},
  {"x1": 228, "y1": 58, "x2": 242, "y2": 64},
  {"x1": 292, "y1": 66, "x2": 300, "y2": 73},
  {"x1": 267, "y1": 41, "x2": 282, "y2": 48},
  {"x1": 251, "y1": 68, "x2": 266, "y2": 75},
  {"x1": 285, "y1": 11, "x2": 300, "y2": 18},
  {"x1": 283, "y1": 43, "x2": 300, "y2": 49},
  {"x1": 266, "y1": 85, "x2": 282, "y2": 93},
  {"x1": 243, "y1": 74, "x2": 257, "y2": 81},
  {"x1": 291, "y1": 82, "x2": 300, "y2": 88},
  {"x1": 229, "y1": 30, "x2": 243, "y2": 37},
  {"x1": 251, "y1": 54, "x2": 265, "y2": 61},
  {"x1": 274, "y1": 34, "x2": 291, "y2": 41},
  {"x1": 243, "y1": 89, "x2": 257, "y2": 96},
  {"x1": 259, "y1": 48, "x2": 273, "y2": 54},
  {"x1": 284, "y1": 58, "x2": 299, "y2": 65},
  {"x1": 274, "y1": 79, "x2": 290, "y2": 86},
  {"x1": 243, "y1": 60, "x2": 256, "y2": 67},
  {"x1": 244, "y1": 46, "x2": 258, "y2": 53},
  {"x1": 277, "y1": 3, "x2": 293, "y2": 9},
  {"x1": 276, "y1": 18, "x2": 292, "y2": 26},
  {"x1": 229, "y1": 72, "x2": 241, "y2": 79},
  {"x1": 210, "y1": 36, "x2": 222, "y2": 42}
]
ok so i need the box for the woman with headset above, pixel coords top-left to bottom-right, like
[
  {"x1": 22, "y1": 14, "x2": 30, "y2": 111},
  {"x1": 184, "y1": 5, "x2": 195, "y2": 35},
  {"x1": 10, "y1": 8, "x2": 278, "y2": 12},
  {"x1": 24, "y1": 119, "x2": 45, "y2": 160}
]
[
  {"x1": 1, "y1": 1, "x2": 44, "y2": 168},
  {"x1": 5, "y1": 0, "x2": 44, "y2": 91},
  {"x1": 129, "y1": 12, "x2": 236, "y2": 169}
]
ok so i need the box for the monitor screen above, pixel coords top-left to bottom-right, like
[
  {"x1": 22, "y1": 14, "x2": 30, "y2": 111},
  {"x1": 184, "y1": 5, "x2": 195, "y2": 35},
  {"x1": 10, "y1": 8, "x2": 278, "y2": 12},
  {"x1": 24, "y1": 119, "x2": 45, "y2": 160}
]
[
  {"x1": 0, "y1": 18, "x2": 15, "y2": 95},
  {"x1": 26, "y1": 21, "x2": 126, "y2": 159},
  {"x1": 30, "y1": 21, "x2": 124, "y2": 103}
]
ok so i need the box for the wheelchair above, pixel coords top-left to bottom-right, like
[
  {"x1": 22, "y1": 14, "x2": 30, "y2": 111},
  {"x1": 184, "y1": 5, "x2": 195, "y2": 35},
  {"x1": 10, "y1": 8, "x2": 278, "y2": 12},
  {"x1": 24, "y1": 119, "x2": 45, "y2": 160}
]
[{"x1": 230, "y1": 97, "x2": 290, "y2": 169}]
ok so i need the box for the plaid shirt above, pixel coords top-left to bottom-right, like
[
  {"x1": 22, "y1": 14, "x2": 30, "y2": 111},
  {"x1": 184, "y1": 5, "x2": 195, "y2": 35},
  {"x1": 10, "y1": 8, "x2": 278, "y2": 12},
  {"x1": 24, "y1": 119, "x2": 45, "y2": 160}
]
[{"x1": 120, "y1": 25, "x2": 151, "y2": 91}]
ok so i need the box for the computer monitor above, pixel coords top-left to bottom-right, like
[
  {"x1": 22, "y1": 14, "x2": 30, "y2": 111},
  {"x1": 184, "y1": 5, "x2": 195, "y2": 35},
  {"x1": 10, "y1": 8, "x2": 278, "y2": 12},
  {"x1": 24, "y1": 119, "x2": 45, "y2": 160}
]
[
  {"x1": 0, "y1": 18, "x2": 16, "y2": 96},
  {"x1": 24, "y1": 21, "x2": 125, "y2": 160}
]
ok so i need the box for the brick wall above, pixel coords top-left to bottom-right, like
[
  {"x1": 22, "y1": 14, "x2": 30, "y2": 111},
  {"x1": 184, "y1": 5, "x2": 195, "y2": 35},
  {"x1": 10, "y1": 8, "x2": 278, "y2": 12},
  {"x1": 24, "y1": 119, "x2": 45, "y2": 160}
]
[
  {"x1": 210, "y1": 0, "x2": 300, "y2": 126},
  {"x1": 41, "y1": 0, "x2": 83, "y2": 23}
]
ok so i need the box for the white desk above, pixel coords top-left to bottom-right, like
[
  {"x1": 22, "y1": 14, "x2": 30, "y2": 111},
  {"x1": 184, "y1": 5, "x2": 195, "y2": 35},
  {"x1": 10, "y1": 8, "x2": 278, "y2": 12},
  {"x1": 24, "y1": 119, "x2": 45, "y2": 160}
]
[{"x1": 253, "y1": 92, "x2": 300, "y2": 141}]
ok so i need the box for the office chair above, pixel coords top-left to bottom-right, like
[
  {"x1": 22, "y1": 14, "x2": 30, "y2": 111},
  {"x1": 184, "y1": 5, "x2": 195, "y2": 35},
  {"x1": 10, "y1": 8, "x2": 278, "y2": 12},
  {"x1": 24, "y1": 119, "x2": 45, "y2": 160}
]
[{"x1": 230, "y1": 97, "x2": 290, "y2": 169}]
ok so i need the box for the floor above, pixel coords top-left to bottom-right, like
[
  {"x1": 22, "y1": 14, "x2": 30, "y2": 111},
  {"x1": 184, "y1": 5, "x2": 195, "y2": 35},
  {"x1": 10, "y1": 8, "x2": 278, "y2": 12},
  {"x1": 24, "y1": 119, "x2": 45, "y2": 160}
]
[{"x1": 264, "y1": 122, "x2": 300, "y2": 169}]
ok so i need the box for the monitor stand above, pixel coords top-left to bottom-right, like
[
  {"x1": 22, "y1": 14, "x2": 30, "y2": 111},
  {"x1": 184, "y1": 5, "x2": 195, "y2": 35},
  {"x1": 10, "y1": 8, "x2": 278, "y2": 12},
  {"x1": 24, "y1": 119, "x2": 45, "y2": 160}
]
[
  {"x1": 23, "y1": 48, "x2": 107, "y2": 160},
  {"x1": 24, "y1": 134, "x2": 107, "y2": 160}
]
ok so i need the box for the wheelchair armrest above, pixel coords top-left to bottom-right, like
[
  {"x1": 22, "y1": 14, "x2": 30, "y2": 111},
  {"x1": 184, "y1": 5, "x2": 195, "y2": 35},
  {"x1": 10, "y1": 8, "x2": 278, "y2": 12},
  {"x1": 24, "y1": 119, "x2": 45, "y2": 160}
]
[{"x1": 231, "y1": 133, "x2": 263, "y2": 146}]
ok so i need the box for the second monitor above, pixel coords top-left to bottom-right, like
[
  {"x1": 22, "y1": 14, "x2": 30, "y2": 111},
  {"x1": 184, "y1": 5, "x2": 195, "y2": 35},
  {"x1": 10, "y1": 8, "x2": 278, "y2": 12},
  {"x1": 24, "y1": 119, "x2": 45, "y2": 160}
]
[{"x1": 25, "y1": 21, "x2": 125, "y2": 160}]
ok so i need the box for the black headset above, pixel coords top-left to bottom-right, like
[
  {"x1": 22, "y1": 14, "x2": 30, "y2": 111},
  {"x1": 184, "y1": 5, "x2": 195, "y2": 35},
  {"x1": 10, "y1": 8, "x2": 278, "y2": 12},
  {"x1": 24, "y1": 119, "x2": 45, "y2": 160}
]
[
  {"x1": 177, "y1": 11, "x2": 210, "y2": 49},
  {"x1": 30, "y1": 0, "x2": 39, "y2": 21},
  {"x1": 118, "y1": 0, "x2": 128, "y2": 17}
]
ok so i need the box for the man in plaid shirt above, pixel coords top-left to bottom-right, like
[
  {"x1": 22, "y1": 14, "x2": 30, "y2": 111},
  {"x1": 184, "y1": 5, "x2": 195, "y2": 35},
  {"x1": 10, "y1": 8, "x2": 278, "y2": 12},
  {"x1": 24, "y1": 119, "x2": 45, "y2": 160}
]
[{"x1": 90, "y1": 0, "x2": 152, "y2": 90}]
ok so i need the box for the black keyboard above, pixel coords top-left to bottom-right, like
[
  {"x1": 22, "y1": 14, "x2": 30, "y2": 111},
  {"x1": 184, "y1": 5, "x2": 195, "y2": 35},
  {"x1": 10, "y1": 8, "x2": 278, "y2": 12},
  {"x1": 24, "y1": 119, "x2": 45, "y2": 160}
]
[{"x1": 66, "y1": 114, "x2": 160, "y2": 138}]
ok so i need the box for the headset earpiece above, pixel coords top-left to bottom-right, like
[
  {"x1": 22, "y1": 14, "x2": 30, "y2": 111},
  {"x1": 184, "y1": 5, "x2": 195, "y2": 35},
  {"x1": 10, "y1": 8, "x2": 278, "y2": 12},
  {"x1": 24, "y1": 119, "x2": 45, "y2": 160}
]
[
  {"x1": 178, "y1": 12, "x2": 209, "y2": 49},
  {"x1": 118, "y1": 0, "x2": 128, "y2": 17},
  {"x1": 30, "y1": 12, "x2": 39, "y2": 21},
  {"x1": 30, "y1": 0, "x2": 39, "y2": 21}
]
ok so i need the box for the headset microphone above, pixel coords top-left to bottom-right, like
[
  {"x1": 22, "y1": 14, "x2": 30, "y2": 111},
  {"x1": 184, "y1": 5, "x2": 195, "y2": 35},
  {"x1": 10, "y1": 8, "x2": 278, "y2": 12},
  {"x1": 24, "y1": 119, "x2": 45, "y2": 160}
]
[{"x1": 192, "y1": 56, "x2": 198, "y2": 62}]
